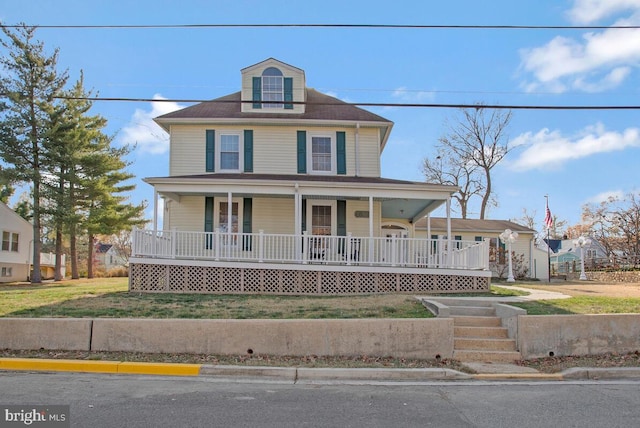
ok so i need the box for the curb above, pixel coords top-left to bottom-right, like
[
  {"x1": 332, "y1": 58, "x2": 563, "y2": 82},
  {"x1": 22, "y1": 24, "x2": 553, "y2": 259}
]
[
  {"x1": 0, "y1": 358, "x2": 200, "y2": 377},
  {"x1": 2, "y1": 359, "x2": 640, "y2": 382}
]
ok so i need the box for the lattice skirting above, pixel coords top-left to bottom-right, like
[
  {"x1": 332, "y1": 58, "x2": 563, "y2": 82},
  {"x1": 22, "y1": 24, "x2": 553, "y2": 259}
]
[{"x1": 129, "y1": 263, "x2": 490, "y2": 295}]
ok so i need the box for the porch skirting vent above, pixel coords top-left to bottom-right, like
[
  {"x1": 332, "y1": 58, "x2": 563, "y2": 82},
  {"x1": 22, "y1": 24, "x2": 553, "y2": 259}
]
[{"x1": 129, "y1": 263, "x2": 490, "y2": 295}]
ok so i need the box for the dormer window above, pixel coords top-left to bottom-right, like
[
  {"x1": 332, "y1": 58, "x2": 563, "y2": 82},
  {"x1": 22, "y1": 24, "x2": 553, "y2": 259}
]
[
  {"x1": 252, "y1": 67, "x2": 294, "y2": 110},
  {"x1": 262, "y1": 67, "x2": 283, "y2": 109}
]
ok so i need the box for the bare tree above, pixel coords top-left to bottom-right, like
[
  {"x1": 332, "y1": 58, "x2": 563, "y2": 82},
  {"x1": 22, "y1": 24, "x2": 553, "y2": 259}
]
[
  {"x1": 422, "y1": 148, "x2": 483, "y2": 218},
  {"x1": 435, "y1": 105, "x2": 513, "y2": 219}
]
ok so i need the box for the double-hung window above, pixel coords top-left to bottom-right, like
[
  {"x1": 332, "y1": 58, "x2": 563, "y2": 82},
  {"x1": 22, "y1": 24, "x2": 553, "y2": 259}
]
[
  {"x1": 309, "y1": 135, "x2": 334, "y2": 174},
  {"x1": 1, "y1": 231, "x2": 18, "y2": 252},
  {"x1": 220, "y1": 134, "x2": 240, "y2": 171}
]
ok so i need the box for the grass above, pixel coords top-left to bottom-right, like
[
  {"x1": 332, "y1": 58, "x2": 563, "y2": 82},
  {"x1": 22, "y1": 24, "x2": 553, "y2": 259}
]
[
  {"x1": 508, "y1": 296, "x2": 640, "y2": 315},
  {"x1": 0, "y1": 278, "x2": 433, "y2": 319}
]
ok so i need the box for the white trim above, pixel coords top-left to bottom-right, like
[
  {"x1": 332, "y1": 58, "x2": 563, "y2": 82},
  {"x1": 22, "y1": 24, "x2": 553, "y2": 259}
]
[
  {"x1": 216, "y1": 131, "x2": 243, "y2": 173},
  {"x1": 213, "y1": 197, "x2": 244, "y2": 233},
  {"x1": 306, "y1": 200, "x2": 337, "y2": 235},
  {"x1": 307, "y1": 133, "x2": 335, "y2": 175}
]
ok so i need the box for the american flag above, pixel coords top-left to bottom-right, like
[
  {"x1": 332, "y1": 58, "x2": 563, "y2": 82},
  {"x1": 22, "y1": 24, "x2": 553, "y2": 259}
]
[{"x1": 544, "y1": 201, "x2": 553, "y2": 229}]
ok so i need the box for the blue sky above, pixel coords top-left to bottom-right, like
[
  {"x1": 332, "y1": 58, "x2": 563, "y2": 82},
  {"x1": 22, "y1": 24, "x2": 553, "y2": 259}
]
[{"x1": 2, "y1": 0, "x2": 639, "y2": 231}]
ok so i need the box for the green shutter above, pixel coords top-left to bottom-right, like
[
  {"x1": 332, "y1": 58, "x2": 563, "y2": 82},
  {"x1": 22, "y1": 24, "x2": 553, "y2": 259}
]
[
  {"x1": 337, "y1": 200, "x2": 347, "y2": 254},
  {"x1": 284, "y1": 77, "x2": 293, "y2": 109},
  {"x1": 336, "y1": 131, "x2": 346, "y2": 175},
  {"x1": 243, "y1": 198, "x2": 252, "y2": 251},
  {"x1": 252, "y1": 77, "x2": 262, "y2": 109},
  {"x1": 206, "y1": 130, "x2": 215, "y2": 172},
  {"x1": 205, "y1": 197, "x2": 214, "y2": 232},
  {"x1": 301, "y1": 199, "x2": 307, "y2": 232},
  {"x1": 297, "y1": 131, "x2": 307, "y2": 173},
  {"x1": 205, "y1": 197, "x2": 214, "y2": 249},
  {"x1": 244, "y1": 130, "x2": 253, "y2": 172},
  {"x1": 337, "y1": 200, "x2": 347, "y2": 236}
]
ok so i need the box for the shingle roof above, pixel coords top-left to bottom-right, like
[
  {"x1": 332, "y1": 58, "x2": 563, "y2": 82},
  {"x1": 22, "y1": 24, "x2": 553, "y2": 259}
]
[
  {"x1": 147, "y1": 173, "x2": 429, "y2": 186},
  {"x1": 155, "y1": 89, "x2": 392, "y2": 124},
  {"x1": 414, "y1": 217, "x2": 535, "y2": 233}
]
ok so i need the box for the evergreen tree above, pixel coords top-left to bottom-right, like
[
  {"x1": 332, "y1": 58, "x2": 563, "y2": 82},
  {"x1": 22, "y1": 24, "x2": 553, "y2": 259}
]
[{"x1": 0, "y1": 25, "x2": 68, "y2": 283}]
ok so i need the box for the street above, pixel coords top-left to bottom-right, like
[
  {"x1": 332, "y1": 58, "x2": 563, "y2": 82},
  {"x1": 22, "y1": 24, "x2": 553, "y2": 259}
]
[{"x1": 1, "y1": 372, "x2": 639, "y2": 427}]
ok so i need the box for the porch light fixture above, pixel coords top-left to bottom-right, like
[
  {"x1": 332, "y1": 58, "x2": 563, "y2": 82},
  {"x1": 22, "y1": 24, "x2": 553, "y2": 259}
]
[
  {"x1": 574, "y1": 236, "x2": 592, "y2": 281},
  {"x1": 499, "y1": 228, "x2": 518, "y2": 283}
]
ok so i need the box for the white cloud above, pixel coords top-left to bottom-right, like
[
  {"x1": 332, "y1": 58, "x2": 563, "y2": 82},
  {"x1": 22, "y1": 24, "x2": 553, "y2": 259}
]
[
  {"x1": 567, "y1": 0, "x2": 640, "y2": 24},
  {"x1": 509, "y1": 123, "x2": 640, "y2": 170},
  {"x1": 519, "y1": 1, "x2": 640, "y2": 92},
  {"x1": 118, "y1": 94, "x2": 185, "y2": 154},
  {"x1": 392, "y1": 86, "x2": 435, "y2": 102},
  {"x1": 584, "y1": 189, "x2": 625, "y2": 204}
]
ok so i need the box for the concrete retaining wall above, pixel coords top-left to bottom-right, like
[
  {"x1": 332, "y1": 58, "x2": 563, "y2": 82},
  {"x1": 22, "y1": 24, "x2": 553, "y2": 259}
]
[
  {"x1": 0, "y1": 318, "x2": 453, "y2": 359},
  {"x1": 0, "y1": 318, "x2": 92, "y2": 351},
  {"x1": 518, "y1": 314, "x2": 640, "y2": 359},
  {"x1": 90, "y1": 318, "x2": 453, "y2": 359}
]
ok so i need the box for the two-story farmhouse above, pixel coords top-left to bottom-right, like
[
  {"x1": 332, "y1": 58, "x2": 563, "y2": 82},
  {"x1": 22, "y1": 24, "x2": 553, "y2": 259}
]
[{"x1": 130, "y1": 58, "x2": 491, "y2": 294}]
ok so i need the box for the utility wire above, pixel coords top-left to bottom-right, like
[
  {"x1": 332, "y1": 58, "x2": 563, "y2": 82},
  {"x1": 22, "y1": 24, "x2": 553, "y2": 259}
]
[
  {"x1": 1, "y1": 23, "x2": 639, "y2": 30},
  {"x1": 51, "y1": 96, "x2": 640, "y2": 110}
]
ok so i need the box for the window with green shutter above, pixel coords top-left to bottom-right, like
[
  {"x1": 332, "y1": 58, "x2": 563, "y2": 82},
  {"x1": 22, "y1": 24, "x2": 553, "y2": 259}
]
[
  {"x1": 206, "y1": 130, "x2": 215, "y2": 172},
  {"x1": 336, "y1": 131, "x2": 346, "y2": 175}
]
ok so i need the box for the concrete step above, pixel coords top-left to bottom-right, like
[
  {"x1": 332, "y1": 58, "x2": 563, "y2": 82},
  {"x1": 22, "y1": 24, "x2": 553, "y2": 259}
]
[
  {"x1": 429, "y1": 298, "x2": 494, "y2": 308},
  {"x1": 453, "y1": 350, "x2": 522, "y2": 363},
  {"x1": 454, "y1": 326, "x2": 509, "y2": 339},
  {"x1": 453, "y1": 316, "x2": 502, "y2": 327},
  {"x1": 449, "y1": 306, "x2": 496, "y2": 317},
  {"x1": 454, "y1": 337, "x2": 517, "y2": 352}
]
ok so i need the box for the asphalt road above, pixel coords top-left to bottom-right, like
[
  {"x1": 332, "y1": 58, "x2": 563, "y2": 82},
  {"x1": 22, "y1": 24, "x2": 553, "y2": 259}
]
[{"x1": 1, "y1": 372, "x2": 640, "y2": 427}]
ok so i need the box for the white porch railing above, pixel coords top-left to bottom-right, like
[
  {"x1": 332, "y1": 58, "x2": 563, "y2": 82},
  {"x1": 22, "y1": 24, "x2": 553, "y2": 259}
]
[{"x1": 132, "y1": 228, "x2": 490, "y2": 270}]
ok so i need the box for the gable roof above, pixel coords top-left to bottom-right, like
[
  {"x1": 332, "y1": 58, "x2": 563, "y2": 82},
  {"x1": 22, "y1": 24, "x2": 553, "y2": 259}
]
[{"x1": 415, "y1": 217, "x2": 535, "y2": 234}]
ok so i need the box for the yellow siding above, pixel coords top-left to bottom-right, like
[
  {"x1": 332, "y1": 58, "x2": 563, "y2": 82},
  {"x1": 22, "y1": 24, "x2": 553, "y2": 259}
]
[
  {"x1": 253, "y1": 198, "x2": 295, "y2": 234},
  {"x1": 253, "y1": 128, "x2": 298, "y2": 174},
  {"x1": 169, "y1": 126, "x2": 206, "y2": 176},
  {"x1": 166, "y1": 196, "x2": 204, "y2": 231},
  {"x1": 346, "y1": 200, "x2": 383, "y2": 237},
  {"x1": 168, "y1": 124, "x2": 382, "y2": 177}
]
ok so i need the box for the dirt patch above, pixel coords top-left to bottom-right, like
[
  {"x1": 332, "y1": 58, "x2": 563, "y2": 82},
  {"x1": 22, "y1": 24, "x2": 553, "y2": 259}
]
[{"x1": 515, "y1": 279, "x2": 640, "y2": 298}]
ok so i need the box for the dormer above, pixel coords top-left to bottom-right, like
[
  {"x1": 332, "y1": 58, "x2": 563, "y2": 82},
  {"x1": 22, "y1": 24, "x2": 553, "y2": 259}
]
[{"x1": 241, "y1": 58, "x2": 306, "y2": 114}]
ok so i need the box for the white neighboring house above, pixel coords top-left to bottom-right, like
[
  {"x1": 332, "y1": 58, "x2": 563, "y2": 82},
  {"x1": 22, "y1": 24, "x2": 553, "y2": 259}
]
[
  {"x1": 94, "y1": 242, "x2": 128, "y2": 271},
  {"x1": 0, "y1": 201, "x2": 66, "y2": 283},
  {"x1": 0, "y1": 201, "x2": 32, "y2": 282},
  {"x1": 414, "y1": 217, "x2": 548, "y2": 280}
]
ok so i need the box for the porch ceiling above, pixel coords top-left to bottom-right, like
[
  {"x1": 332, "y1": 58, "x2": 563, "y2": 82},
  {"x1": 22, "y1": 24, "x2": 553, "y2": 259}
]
[{"x1": 147, "y1": 173, "x2": 456, "y2": 221}]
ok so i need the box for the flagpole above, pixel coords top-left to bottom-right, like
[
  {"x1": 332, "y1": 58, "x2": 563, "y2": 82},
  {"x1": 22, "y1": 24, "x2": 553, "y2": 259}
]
[{"x1": 545, "y1": 195, "x2": 551, "y2": 283}]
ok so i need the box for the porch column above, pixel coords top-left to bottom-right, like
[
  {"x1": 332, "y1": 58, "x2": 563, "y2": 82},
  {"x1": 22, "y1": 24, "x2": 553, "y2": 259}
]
[
  {"x1": 368, "y1": 196, "x2": 374, "y2": 264},
  {"x1": 153, "y1": 189, "x2": 158, "y2": 232},
  {"x1": 294, "y1": 184, "x2": 301, "y2": 257},
  {"x1": 446, "y1": 197, "x2": 452, "y2": 267},
  {"x1": 227, "y1": 191, "x2": 233, "y2": 234},
  {"x1": 427, "y1": 213, "x2": 431, "y2": 239}
]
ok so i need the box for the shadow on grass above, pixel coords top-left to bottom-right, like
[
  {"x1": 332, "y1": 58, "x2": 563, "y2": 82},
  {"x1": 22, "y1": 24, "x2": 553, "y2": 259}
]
[
  {"x1": 507, "y1": 301, "x2": 575, "y2": 315},
  {"x1": 6, "y1": 291, "x2": 433, "y2": 320}
]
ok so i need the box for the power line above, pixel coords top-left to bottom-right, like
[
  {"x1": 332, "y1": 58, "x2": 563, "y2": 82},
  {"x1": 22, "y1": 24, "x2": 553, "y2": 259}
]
[
  {"x1": 1, "y1": 23, "x2": 639, "y2": 30},
  {"x1": 52, "y1": 96, "x2": 640, "y2": 110}
]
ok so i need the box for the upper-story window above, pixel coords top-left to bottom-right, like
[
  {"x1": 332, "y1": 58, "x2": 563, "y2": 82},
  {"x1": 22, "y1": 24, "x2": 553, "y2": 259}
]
[
  {"x1": 311, "y1": 136, "x2": 332, "y2": 172},
  {"x1": 262, "y1": 67, "x2": 283, "y2": 108},
  {"x1": 220, "y1": 134, "x2": 241, "y2": 171},
  {"x1": 1, "y1": 231, "x2": 19, "y2": 252},
  {"x1": 307, "y1": 135, "x2": 336, "y2": 174}
]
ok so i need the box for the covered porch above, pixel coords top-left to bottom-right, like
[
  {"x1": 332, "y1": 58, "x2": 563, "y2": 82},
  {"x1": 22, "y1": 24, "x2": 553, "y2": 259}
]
[{"x1": 129, "y1": 174, "x2": 492, "y2": 294}]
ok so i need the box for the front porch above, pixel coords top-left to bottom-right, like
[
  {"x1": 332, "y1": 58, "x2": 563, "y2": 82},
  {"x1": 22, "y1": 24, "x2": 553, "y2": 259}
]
[{"x1": 129, "y1": 229, "x2": 492, "y2": 294}]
